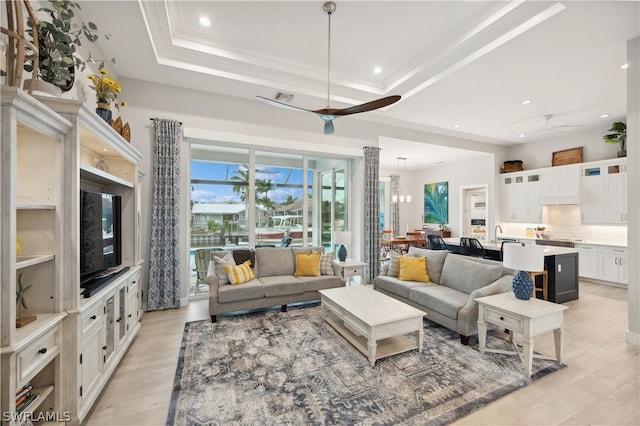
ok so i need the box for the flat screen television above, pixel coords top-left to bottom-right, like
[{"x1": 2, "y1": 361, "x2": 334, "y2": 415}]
[{"x1": 80, "y1": 190, "x2": 122, "y2": 287}]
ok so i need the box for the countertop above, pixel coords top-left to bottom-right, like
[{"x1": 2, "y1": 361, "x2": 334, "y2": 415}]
[
  {"x1": 443, "y1": 237, "x2": 578, "y2": 255},
  {"x1": 495, "y1": 235, "x2": 627, "y2": 248}
]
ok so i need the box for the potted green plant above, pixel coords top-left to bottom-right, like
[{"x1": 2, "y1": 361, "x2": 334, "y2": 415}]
[
  {"x1": 23, "y1": 0, "x2": 115, "y2": 93},
  {"x1": 603, "y1": 121, "x2": 627, "y2": 158}
]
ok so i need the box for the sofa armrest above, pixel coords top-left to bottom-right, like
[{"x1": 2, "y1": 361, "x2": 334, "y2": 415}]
[
  {"x1": 206, "y1": 271, "x2": 220, "y2": 303},
  {"x1": 458, "y1": 275, "x2": 513, "y2": 317}
]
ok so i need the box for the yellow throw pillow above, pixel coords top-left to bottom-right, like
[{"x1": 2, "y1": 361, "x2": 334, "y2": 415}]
[
  {"x1": 398, "y1": 256, "x2": 431, "y2": 283},
  {"x1": 224, "y1": 260, "x2": 256, "y2": 285},
  {"x1": 294, "y1": 252, "x2": 322, "y2": 277}
]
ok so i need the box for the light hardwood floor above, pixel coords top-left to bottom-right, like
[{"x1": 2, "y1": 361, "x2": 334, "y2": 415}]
[{"x1": 84, "y1": 281, "x2": 639, "y2": 425}]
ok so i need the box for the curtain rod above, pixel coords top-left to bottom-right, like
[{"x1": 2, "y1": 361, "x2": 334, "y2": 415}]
[{"x1": 149, "y1": 118, "x2": 183, "y2": 125}]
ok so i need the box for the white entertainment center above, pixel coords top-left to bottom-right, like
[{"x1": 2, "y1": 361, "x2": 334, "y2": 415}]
[{"x1": 1, "y1": 87, "x2": 144, "y2": 425}]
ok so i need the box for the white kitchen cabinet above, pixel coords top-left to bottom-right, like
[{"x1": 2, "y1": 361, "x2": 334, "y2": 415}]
[
  {"x1": 603, "y1": 162, "x2": 627, "y2": 224},
  {"x1": 501, "y1": 171, "x2": 543, "y2": 222},
  {"x1": 598, "y1": 247, "x2": 627, "y2": 284},
  {"x1": 575, "y1": 244, "x2": 599, "y2": 279},
  {"x1": 580, "y1": 159, "x2": 627, "y2": 225}
]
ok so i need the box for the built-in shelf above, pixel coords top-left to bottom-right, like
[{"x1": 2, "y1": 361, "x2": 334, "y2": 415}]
[
  {"x1": 16, "y1": 255, "x2": 55, "y2": 270},
  {"x1": 80, "y1": 163, "x2": 135, "y2": 188},
  {"x1": 17, "y1": 385, "x2": 54, "y2": 416},
  {"x1": 16, "y1": 204, "x2": 56, "y2": 210}
]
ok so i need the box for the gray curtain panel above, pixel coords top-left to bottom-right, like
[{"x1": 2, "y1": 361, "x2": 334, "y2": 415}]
[
  {"x1": 363, "y1": 146, "x2": 381, "y2": 283},
  {"x1": 390, "y1": 174, "x2": 400, "y2": 236},
  {"x1": 147, "y1": 118, "x2": 182, "y2": 311}
]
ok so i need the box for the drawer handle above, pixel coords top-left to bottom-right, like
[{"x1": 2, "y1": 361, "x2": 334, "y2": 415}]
[
  {"x1": 116, "y1": 317, "x2": 122, "y2": 323},
  {"x1": 128, "y1": 314, "x2": 132, "y2": 318},
  {"x1": 500, "y1": 316, "x2": 504, "y2": 321},
  {"x1": 102, "y1": 346, "x2": 107, "y2": 350},
  {"x1": 90, "y1": 315, "x2": 97, "y2": 320},
  {"x1": 38, "y1": 348, "x2": 47, "y2": 354}
]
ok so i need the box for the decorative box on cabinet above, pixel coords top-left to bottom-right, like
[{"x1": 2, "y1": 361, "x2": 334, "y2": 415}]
[{"x1": 1, "y1": 87, "x2": 72, "y2": 425}]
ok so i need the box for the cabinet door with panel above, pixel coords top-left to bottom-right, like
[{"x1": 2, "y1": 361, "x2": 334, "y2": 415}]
[
  {"x1": 575, "y1": 244, "x2": 599, "y2": 279},
  {"x1": 526, "y1": 173, "x2": 543, "y2": 222},
  {"x1": 79, "y1": 305, "x2": 103, "y2": 405},
  {"x1": 603, "y1": 162, "x2": 627, "y2": 224},
  {"x1": 580, "y1": 165, "x2": 604, "y2": 223},
  {"x1": 598, "y1": 247, "x2": 627, "y2": 284}
]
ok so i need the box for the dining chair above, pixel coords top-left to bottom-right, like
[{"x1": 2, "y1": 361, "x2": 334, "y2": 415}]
[
  {"x1": 427, "y1": 235, "x2": 448, "y2": 250},
  {"x1": 459, "y1": 237, "x2": 485, "y2": 257}
]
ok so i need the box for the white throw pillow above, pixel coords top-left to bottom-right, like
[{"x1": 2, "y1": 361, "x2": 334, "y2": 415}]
[{"x1": 212, "y1": 252, "x2": 235, "y2": 285}]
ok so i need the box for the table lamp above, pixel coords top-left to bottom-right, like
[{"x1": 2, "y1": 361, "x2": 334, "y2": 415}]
[
  {"x1": 334, "y1": 231, "x2": 351, "y2": 262},
  {"x1": 502, "y1": 243, "x2": 544, "y2": 300}
]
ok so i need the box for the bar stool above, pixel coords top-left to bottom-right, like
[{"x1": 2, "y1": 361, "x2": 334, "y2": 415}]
[{"x1": 529, "y1": 269, "x2": 548, "y2": 300}]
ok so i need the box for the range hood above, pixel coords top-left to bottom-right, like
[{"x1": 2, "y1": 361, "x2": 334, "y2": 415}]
[{"x1": 539, "y1": 164, "x2": 581, "y2": 205}]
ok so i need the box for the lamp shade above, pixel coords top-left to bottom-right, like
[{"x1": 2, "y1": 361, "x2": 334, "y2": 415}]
[
  {"x1": 334, "y1": 231, "x2": 351, "y2": 245},
  {"x1": 503, "y1": 244, "x2": 544, "y2": 272}
]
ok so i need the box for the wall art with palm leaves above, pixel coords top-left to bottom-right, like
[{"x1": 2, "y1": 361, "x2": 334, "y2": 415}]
[{"x1": 424, "y1": 182, "x2": 448, "y2": 224}]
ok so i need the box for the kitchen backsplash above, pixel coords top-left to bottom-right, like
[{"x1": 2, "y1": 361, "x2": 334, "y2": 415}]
[{"x1": 499, "y1": 205, "x2": 627, "y2": 245}]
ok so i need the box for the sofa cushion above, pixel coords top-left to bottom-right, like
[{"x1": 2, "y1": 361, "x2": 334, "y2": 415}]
[
  {"x1": 259, "y1": 275, "x2": 306, "y2": 297},
  {"x1": 374, "y1": 275, "x2": 433, "y2": 299},
  {"x1": 294, "y1": 252, "x2": 321, "y2": 277},
  {"x1": 408, "y1": 286, "x2": 469, "y2": 319},
  {"x1": 407, "y1": 247, "x2": 448, "y2": 284},
  {"x1": 212, "y1": 251, "x2": 235, "y2": 285},
  {"x1": 398, "y1": 257, "x2": 431, "y2": 283},
  {"x1": 218, "y1": 278, "x2": 264, "y2": 303},
  {"x1": 296, "y1": 275, "x2": 344, "y2": 292},
  {"x1": 387, "y1": 251, "x2": 415, "y2": 277},
  {"x1": 225, "y1": 260, "x2": 256, "y2": 285},
  {"x1": 232, "y1": 249, "x2": 255, "y2": 268},
  {"x1": 256, "y1": 248, "x2": 295, "y2": 277},
  {"x1": 318, "y1": 252, "x2": 335, "y2": 275},
  {"x1": 440, "y1": 254, "x2": 502, "y2": 294}
]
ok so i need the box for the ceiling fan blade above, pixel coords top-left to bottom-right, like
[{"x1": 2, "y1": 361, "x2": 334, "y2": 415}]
[
  {"x1": 331, "y1": 95, "x2": 402, "y2": 116},
  {"x1": 256, "y1": 96, "x2": 312, "y2": 113},
  {"x1": 323, "y1": 119, "x2": 335, "y2": 135}
]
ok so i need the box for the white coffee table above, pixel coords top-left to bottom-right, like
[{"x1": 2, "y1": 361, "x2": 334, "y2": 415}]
[
  {"x1": 319, "y1": 286, "x2": 424, "y2": 366},
  {"x1": 476, "y1": 292, "x2": 568, "y2": 377}
]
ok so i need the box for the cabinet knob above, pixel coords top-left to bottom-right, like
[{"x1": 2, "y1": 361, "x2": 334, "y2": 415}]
[
  {"x1": 128, "y1": 314, "x2": 132, "y2": 318},
  {"x1": 116, "y1": 317, "x2": 121, "y2": 323},
  {"x1": 38, "y1": 348, "x2": 47, "y2": 354},
  {"x1": 500, "y1": 316, "x2": 504, "y2": 321},
  {"x1": 102, "y1": 346, "x2": 107, "y2": 350},
  {"x1": 90, "y1": 315, "x2": 97, "y2": 320}
]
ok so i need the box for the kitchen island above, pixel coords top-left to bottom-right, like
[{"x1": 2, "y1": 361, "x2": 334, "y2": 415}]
[{"x1": 443, "y1": 238, "x2": 579, "y2": 303}]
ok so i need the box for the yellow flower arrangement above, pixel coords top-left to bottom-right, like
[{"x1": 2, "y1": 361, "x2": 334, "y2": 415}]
[{"x1": 87, "y1": 68, "x2": 127, "y2": 110}]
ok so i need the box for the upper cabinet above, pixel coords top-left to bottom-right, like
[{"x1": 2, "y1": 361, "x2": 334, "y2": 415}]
[
  {"x1": 501, "y1": 170, "x2": 544, "y2": 223},
  {"x1": 580, "y1": 159, "x2": 627, "y2": 225}
]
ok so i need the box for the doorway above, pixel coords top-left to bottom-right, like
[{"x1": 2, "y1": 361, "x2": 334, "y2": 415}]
[{"x1": 460, "y1": 184, "x2": 489, "y2": 241}]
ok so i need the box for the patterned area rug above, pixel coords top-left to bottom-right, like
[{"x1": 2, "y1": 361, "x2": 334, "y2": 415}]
[{"x1": 168, "y1": 305, "x2": 565, "y2": 425}]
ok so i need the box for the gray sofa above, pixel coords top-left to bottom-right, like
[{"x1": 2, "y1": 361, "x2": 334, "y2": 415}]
[
  {"x1": 374, "y1": 246, "x2": 514, "y2": 344},
  {"x1": 207, "y1": 246, "x2": 345, "y2": 322}
]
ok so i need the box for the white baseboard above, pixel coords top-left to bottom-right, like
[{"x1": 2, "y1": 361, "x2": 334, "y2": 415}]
[{"x1": 626, "y1": 330, "x2": 640, "y2": 346}]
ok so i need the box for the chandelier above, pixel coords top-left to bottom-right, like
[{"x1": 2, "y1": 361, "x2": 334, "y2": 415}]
[{"x1": 392, "y1": 157, "x2": 412, "y2": 203}]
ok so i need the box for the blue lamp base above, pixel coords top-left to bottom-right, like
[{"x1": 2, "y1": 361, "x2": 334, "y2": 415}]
[
  {"x1": 512, "y1": 270, "x2": 533, "y2": 300},
  {"x1": 338, "y1": 244, "x2": 347, "y2": 261}
]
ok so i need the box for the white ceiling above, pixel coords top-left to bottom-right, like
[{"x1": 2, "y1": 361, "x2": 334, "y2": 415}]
[{"x1": 77, "y1": 1, "x2": 639, "y2": 170}]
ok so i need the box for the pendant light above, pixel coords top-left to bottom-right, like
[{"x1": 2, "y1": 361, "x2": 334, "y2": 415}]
[{"x1": 392, "y1": 157, "x2": 412, "y2": 203}]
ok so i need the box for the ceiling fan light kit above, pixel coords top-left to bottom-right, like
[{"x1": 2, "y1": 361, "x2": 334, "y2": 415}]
[{"x1": 257, "y1": 1, "x2": 401, "y2": 135}]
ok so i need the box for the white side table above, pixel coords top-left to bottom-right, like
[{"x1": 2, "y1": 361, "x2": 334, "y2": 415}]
[
  {"x1": 476, "y1": 292, "x2": 568, "y2": 377},
  {"x1": 333, "y1": 260, "x2": 367, "y2": 286}
]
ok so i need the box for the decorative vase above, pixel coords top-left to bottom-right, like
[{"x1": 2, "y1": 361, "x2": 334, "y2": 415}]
[
  {"x1": 617, "y1": 149, "x2": 626, "y2": 158},
  {"x1": 338, "y1": 244, "x2": 347, "y2": 262},
  {"x1": 96, "y1": 102, "x2": 112, "y2": 125},
  {"x1": 512, "y1": 270, "x2": 533, "y2": 300}
]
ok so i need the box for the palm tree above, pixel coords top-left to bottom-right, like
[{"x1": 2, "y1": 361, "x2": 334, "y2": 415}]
[
  {"x1": 230, "y1": 168, "x2": 250, "y2": 202},
  {"x1": 283, "y1": 194, "x2": 297, "y2": 205}
]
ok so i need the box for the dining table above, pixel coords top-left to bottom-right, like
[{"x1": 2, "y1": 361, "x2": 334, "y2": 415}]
[{"x1": 389, "y1": 235, "x2": 427, "y2": 251}]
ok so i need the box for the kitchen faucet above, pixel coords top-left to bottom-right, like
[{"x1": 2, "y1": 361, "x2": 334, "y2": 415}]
[{"x1": 495, "y1": 225, "x2": 503, "y2": 240}]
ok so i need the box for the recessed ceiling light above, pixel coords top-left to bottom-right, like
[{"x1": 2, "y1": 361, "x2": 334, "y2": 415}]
[
  {"x1": 453, "y1": 124, "x2": 461, "y2": 129},
  {"x1": 518, "y1": 134, "x2": 526, "y2": 138},
  {"x1": 101, "y1": 147, "x2": 110, "y2": 152},
  {"x1": 521, "y1": 99, "x2": 532, "y2": 105},
  {"x1": 620, "y1": 63, "x2": 629, "y2": 70},
  {"x1": 373, "y1": 67, "x2": 382, "y2": 74},
  {"x1": 199, "y1": 16, "x2": 211, "y2": 27},
  {"x1": 599, "y1": 114, "x2": 610, "y2": 119}
]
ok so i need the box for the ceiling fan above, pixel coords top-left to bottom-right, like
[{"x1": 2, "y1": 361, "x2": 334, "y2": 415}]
[
  {"x1": 527, "y1": 114, "x2": 582, "y2": 134},
  {"x1": 256, "y1": 2, "x2": 401, "y2": 135}
]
